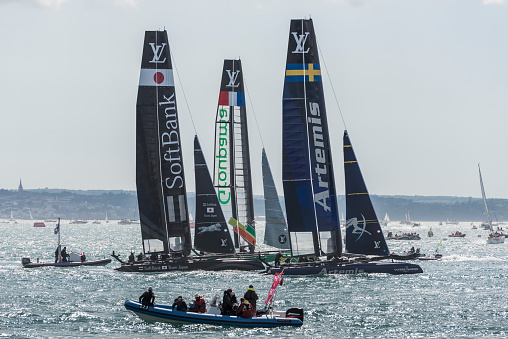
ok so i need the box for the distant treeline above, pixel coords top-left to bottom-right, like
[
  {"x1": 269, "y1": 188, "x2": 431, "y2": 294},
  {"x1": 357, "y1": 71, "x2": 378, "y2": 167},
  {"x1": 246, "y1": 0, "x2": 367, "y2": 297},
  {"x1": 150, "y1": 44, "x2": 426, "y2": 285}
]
[{"x1": 1, "y1": 189, "x2": 505, "y2": 222}]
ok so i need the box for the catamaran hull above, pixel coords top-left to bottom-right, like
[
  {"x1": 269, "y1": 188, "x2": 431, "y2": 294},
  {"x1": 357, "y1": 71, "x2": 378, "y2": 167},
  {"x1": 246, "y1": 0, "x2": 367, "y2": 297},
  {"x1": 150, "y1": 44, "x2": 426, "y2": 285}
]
[
  {"x1": 22, "y1": 258, "x2": 111, "y2": 268},
  {"x1": 124, "y1": 300, "x2": 302, "y2": 327},
  {"x1": 116, "y1": 258, "x2": 264, "y2": 272},
  {"x1": 267, "y1": 262, "x2": 423, "y2": 275}
]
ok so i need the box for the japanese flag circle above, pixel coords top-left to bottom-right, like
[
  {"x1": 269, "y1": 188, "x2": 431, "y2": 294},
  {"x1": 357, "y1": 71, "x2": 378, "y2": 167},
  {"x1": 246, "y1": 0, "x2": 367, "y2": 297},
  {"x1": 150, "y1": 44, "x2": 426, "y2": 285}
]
[{"x1": 154, "y1": 72, "x2": 164, "y2": 84}]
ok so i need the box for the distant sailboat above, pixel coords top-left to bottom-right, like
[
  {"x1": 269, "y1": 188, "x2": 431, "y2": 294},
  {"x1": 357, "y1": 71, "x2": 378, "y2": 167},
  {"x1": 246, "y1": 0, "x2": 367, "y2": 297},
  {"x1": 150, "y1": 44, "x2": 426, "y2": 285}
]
[
  {"x1": 381, "y1": 213, "x2": 390, "y2": 227},
  {"x1": 478, "y1": 164, "x2": 505, "y2": 244}
]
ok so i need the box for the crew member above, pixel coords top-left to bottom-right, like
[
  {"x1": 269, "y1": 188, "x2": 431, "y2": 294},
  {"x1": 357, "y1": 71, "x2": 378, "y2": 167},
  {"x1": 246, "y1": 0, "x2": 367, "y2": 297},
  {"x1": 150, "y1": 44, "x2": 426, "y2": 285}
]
[
  {"x1": 61, "y1": 247, "x2": 68, "y2": 262},
  {"x1": 55, "y1": 246, "x2": 61, "y2": 263},
  {"x1": 139, "y1": 287, "x2": 155, "y2": 306},
  {"x1": 128, "y1": 251, "x2": 135, "y2": 263},
  {"x1": 222, "y1": 289, "x2": 236, "y2": 316},
  {"x1": 137, "y1": 252, "x2": 144, "y2": 261},
  {"x1": 244, "y1": 285, "x2": 258, "y2": 313},
  {"x1": 172, "y1": 296, "x2": 188, "y2": 312},
  {"x1": 189, "y1": 293, "x2": 206, "y2": 313},
  {"x1": 237, "y1": 299, "x2": 253, "y2": 318},
  {"x1": 274, "y1": 252, "x2": 282, "y2": 267}
]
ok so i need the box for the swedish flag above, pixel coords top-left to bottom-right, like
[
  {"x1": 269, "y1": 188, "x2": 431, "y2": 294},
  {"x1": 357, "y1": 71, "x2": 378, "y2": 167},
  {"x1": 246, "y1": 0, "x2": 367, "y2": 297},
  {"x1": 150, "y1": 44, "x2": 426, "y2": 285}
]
[{"x1": 285, "y1": 63, "x2": 322, "y2": 82}]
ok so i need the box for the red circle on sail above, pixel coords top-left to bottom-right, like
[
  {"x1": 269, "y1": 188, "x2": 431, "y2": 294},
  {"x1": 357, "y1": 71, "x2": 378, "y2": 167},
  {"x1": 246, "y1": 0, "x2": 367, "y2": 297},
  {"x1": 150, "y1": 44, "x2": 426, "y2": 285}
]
[{"x1": 153, "y1": 72, "x2": 164, "y2": 84}]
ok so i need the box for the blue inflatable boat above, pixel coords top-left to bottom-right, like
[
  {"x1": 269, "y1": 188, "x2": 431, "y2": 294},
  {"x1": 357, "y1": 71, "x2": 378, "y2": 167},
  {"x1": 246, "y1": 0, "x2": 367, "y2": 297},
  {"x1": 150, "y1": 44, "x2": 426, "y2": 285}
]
[{"x1": 124, "y1": 300, "x2": 303, "y2": 327}]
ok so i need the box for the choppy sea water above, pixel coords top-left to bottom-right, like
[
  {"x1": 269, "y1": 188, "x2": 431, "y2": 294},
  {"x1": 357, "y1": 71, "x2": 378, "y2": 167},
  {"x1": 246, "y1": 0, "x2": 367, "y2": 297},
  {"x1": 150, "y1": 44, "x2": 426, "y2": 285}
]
[{"x1": 1, "y1": 220, "x2": 507, "y2": 338}]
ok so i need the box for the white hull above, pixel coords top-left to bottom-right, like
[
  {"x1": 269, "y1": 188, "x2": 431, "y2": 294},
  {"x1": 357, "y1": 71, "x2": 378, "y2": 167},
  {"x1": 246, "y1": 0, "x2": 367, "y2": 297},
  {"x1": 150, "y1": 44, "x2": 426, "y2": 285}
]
[{"x1": 487, "y1": 236, "x2": 505, "y2": 244}]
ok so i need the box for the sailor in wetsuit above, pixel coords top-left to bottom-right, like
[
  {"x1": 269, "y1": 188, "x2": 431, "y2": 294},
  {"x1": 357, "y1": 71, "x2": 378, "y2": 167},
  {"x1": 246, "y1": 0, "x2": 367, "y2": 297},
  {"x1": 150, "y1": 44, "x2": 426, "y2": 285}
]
[
  {"x1": 172, "y1": 296, "x2": 188, "y2": 312},
  {"x1": 139, "y1": 287, "x2": 155, "y2": 306}
]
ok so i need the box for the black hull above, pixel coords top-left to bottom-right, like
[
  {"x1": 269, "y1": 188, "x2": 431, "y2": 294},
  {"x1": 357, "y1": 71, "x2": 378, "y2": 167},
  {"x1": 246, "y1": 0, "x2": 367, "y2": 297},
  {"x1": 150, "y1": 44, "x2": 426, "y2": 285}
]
[
  {"x1": 267, "y1": 262, "x2": 423, "y2": 275},
  {"x1": 23, "y1": 258, "x2": 111, "y2": 268},
  {"x1": 116, "y1": 257, "x2": 264, "y2": 272}
]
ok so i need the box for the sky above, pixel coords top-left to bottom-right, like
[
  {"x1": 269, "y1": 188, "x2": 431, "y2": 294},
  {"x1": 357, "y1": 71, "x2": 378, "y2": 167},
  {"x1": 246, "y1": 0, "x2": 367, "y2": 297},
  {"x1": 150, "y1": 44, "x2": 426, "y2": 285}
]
[{"x1": 0, "y1": 0, "x2": 507, "y2": 199}]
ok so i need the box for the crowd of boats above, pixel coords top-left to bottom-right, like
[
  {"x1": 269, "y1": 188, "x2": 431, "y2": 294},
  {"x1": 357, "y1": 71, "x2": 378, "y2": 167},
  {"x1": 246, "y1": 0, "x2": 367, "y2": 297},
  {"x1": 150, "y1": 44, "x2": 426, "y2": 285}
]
[{"x1": 15, "y1": 18, "x2": 506, "y2": 328}]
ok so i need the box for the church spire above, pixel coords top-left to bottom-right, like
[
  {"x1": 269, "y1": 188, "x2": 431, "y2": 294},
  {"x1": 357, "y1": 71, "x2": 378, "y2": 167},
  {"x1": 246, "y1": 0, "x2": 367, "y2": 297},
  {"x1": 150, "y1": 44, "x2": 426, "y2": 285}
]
[{"x1": 18, "y1": 179, "x2": 23, "y2": 193}]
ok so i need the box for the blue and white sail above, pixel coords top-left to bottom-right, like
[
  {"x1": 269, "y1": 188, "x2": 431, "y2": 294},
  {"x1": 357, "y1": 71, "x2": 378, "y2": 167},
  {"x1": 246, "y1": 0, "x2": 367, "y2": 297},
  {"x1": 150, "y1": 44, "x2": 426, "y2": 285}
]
[
  {"x1": 282, "y1": 19, "x2": 341, "y2": 257},
  {"x1": 343, "y1": 130, "x2": 389, "y2": 256}
]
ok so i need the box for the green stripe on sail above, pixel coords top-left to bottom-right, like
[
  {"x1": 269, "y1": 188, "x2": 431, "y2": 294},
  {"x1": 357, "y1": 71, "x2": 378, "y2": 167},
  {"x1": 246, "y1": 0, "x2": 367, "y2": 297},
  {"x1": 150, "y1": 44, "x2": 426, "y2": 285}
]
[{"x1": 228, "y1": 217, "x2": 256, "y2": 238}]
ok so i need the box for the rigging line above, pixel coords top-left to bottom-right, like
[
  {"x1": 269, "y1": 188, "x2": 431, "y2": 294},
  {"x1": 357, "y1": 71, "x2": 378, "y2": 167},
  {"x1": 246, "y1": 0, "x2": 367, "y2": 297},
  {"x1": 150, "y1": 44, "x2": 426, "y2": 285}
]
[
  {"x1": 243, "y1": 76, "x2": 265, "y2": 149},
  {"x1": 169, "y1": 48, "x2": 197, "y2": 135},
  {"x1": 316, "y1": 37, "x2": 348, "y2": 131}
]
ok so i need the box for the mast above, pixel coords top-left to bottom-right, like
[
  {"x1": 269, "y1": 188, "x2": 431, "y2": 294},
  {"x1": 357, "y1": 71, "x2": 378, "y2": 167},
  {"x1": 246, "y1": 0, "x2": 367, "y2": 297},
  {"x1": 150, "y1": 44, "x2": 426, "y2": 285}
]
[
  {"x1": 136, "y1": 30, "x2": 191, "y2": 256},
  {"x1": 262, "y1": 148, "x2": 291, "y2": 250},
  {"x1": 214, "y1": 59, "x2": 255, "y2": 253},
  {"x1": 282, "y1": 19, "x2": 341, "y2": 258},
  {"x1": 343, "y1": 130, "x2": 389, "y2": 255},
  {"x1": 478, "y1": 163, "x2": 493, "y2": 231},
  {"x1": 194, "y1": 135, "x2": 235, "y2": 254}
]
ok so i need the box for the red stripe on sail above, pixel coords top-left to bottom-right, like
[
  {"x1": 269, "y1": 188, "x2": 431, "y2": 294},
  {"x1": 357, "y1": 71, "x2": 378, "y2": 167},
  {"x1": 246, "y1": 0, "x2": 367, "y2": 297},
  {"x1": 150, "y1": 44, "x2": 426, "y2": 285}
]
[{"x1": 218, "y1": 91, "x2": 229, "y2": 106}]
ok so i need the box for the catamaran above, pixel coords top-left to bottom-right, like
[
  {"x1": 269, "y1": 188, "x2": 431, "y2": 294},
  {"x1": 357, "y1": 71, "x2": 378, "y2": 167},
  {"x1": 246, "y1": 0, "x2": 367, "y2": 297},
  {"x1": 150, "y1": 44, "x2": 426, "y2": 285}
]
[
  {"x1": 478, "y1": 164, "x2": 505, "y2": 244},
  {"x1": 113, "y1": 31, "x2": 263, "y2": 272},
  {"x1": 266, "y1": 19, "x2": 422, "y2": 276}
]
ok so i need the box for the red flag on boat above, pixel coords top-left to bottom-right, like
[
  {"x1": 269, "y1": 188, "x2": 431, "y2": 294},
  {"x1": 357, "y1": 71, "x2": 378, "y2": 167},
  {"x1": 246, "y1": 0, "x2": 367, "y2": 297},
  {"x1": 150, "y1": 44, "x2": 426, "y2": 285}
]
[{"x1": 265, "y1": 270, "x2": 284, "y2": 305}]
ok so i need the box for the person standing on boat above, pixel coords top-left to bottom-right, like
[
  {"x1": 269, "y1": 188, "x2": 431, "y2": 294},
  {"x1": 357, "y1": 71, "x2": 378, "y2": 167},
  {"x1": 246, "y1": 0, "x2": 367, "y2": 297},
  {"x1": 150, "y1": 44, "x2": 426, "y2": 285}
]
[
  {"x1": 172, "y1": 296, "x2": 188, "y2": 312},
  {"x1": 244, "y1": 285, "x2": 258, "y2": 314},
  {"x1": 61, "y1": 247, "x2": 68, "y2": 262},
  {"x1": 139, "y1": 287, "x2": 155, "y2": 306},
  {"x1": 55, "y1": 246, "x2": 61, "y2": 263},
  {"x1": 136, "y1": 252, "x2": 144, "y2": 261},
  {"x1": 275, "y1": 252, "x2": 282, "y2": 267},
  {"x1": 128, "y1": 251, "x2": 135, "y2": 263},
  {"x1": 222, "y1": 289, "x2": 236, "y2": 315}
]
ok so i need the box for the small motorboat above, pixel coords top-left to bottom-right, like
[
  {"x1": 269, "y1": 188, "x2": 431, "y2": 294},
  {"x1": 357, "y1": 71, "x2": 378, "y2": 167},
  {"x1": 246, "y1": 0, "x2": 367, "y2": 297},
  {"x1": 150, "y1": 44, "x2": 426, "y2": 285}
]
[
  {"x1": 33, "y1": 222, "x2": 46, "y2": 227},
  {"x1": 125, "y1": 271, "x2": 303, "y2": 327},
  {"x1": 417, "y1": 253, "x2": 443, "y2": 261},
  {"x1": 22, "y1": 218, "x2": 111, "y2": 268},
  {"x1": 124, "y1": 300, "x2": 303, "y2": 327},
  {"x1": 22, "y1": 255, "x2": 111, "y2": 268},
  {"x1": 448, "y1": 232, "x2": 466, "y2": 238}
]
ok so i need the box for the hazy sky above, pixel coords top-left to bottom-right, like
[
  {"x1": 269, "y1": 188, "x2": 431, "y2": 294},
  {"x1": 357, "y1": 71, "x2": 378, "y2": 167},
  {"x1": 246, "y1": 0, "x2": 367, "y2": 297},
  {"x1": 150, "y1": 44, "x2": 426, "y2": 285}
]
[{"x1": 1, "y1": 0, "x2": 507, "y2": 199}]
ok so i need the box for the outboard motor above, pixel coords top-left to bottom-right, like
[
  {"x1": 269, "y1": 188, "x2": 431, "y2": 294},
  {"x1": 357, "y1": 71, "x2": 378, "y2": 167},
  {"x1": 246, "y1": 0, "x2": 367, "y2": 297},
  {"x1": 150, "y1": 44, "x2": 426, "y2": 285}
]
[
  {"x1": 285, "y1": 307, "x2": 304, "y2": 321},
  {"x1": 21, "y1": 257, "x2": 31, "y2": 266}
]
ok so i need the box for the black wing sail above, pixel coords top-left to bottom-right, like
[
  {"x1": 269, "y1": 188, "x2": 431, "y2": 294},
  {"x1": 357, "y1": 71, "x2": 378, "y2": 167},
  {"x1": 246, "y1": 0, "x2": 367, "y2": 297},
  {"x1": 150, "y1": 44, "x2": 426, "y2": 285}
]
[
  {"x1": 343, "y1": 130, "x2": 389, "y2": 256},
  {"x1": 194, "y1": 135, "x2": 235, "y2": 254},
  {"x1": 136, "y1": 30, "x2": 191, "y2": 256},
  {"x1": 282, "y1": 19, "x2": 341, "y2": 257}
]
